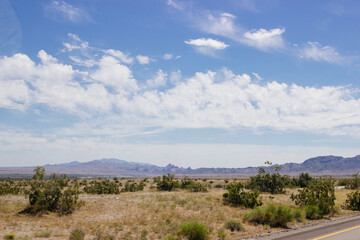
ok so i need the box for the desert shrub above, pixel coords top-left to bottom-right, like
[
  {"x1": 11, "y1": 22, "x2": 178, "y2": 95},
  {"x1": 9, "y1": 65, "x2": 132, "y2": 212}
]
[
  {"x1": 291, "y1": 172, "x2": 313, "y2": 188},
  {"x1": 223, "y1": 182, "x2": 262, "y2": 208},
  {"x1": 217, "y1": 229, "x2": 227, "y2": 240},
  {"x1": 337, "y1": 178, "x2": 352, "y2": 187},
  {"x1": 187, "y1": 182, "x2": 208, "y2": 192},
  {"x1": 83, "y1": 180, "x2": 120, "y2": 194},
  {"x1": 214, "y1": 184, "x2": 223, "y2": 188},
  {"x1": 291, "y1": 177, "x2": 335, "y2": 218},
  {"x1": 244, "y1": 204, "x2": 302, "y2": 228},
  {"x1": 0, "y1": 181, "x2": 23, "y2": 195},
  {"x1": 180, "y1": 177, "x2": 207, "y2": 192},
  {"x1": 21, "y1": 167, "x2": 81, "y2": 215},
  {"x1": 121, "y1": 182, "x2": 144, "y2": 192},
  {"x1": 224, "y1": 220, "x2": 244, "y2": 232},
  {"x1": 343, "y1": 174, "x2": 360, "y2": 189},
  {"x1": 343, "y1": 191, "x2": 360, "y2": 211},
  {"x1": 3, "y1": 234, "x2": 15, "y2": 240},
  {"x1": 246, "y1": 162, "x2": 288, "y2": 194},
  {"x1": 178, "y1": 221, "x2": 210, "y2": 240},
  {"x1": 156, "y1": 173, "x2": 179, "y2": 191},
  {"x1": 304, "y1": 205, "x2": 322, "y2": 220},
  {"x1": 69, "y1": 229, "x2": 85, "y2": 240}
]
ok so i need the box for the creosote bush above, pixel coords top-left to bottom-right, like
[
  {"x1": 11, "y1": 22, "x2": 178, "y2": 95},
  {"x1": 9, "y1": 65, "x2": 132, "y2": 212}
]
[
  {"x1": 83, "y1": 179, "x2": 120, "y2": 194},
  {"x1": 244, "y1": 203, "x2": 304, "y2": 228},
  {"x1": 246, "y1": 162, "x2": 288, "y2": 194},
  {"x1": 224, "y1": 220, "x2": 244, "y2": 232},
  {"x1": 178, "y1": 221, "x2": 210, "y2": 240},
  {"x1": 180, "y1": 177, "x2": 207, "y2": 192},
  {"x1": 223, "y1": 182, "x2": 262, "y2": 208},
  {"x1": 156, "y1": 173, "x2": 179, "y2": 191},
  {"x1": 21, "y1": 167, "x2": 82, "y2": 215},
  {"x1": 291, "y1": 177, "x2": 335, "y2": 219},
  {"x1": 343, "y1": 191, "x2": 360, "y2": 211},
  {"x1": 121, "y1": 182, "x2": 145, "y2": 192},
  {"x1": 69, "y1": 229, "x2": 85, "y2": 240}
]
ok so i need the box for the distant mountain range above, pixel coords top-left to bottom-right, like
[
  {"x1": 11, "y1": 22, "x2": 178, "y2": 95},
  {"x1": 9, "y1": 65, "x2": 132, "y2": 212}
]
[{"x1": 1, "y1": 155, "x2": 360, "y2": 177}]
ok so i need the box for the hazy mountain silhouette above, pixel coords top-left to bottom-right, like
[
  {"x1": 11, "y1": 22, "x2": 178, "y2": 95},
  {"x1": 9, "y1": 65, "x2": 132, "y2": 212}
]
[{"x1": 1, "y1": 155, "x2": 360, "y2": 177}]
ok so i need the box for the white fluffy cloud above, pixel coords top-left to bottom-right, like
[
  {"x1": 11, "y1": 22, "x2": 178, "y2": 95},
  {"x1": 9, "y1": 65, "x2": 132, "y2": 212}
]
[
  {"x1": 146, "y1": 69, "x2": 168, "y2": 89},
  {"x1": 1, "y1": 46, "x2": 360, "y2": 137},
  {"x1": 185, "y1": 38, "x2": 229, "y2": 50},
  {"x1": 243, "y1": 28, "x2": 285, "y2": 51},
  {"x1": 300, "y1": 41, "x2": 346, "y2": 64},
  {"x1": 136, "y1": 55, "x2": 151, "y2": 65}
]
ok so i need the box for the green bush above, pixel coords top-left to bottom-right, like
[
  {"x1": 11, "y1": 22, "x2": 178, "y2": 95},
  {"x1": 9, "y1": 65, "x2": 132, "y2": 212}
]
[
  {"x1": 156, "y1": 174, "x2": 179, "y2": 191},
  {"x1": 21, "y1": 168, "x2": 81, "y2": 215},
  {"x1": 69, "y1": 229, "x2": 85, "y2": 240},
  {"x1": 223, "y1": 182, "x2": 262, "y2": 208},
  {"x1": 3, "y1": 234, "x2": 15, "y2": 240},
  {"x1": 343, "y1": 191, "x2": 360, "y2": 211},
  {"x1": 291, "y1": 178, "x2": 335, "y2": 219},
  {"x1": 121, "y1": 182, "x2": 144, "y2": 192},
  {"x1": 178, "y1": 221, "x2": 210, "y2": 240},
  {"x1": 304, "y1": 205, "x2": 322, "y2": 220},
  {"x1": 345, "y1": 174, "x2": 360, "y2": 189},
  {"x1": 180, "y1": 177, "x2": 207, "y2": 192},
  {"x1": 83, "y1": 179, "x2": 120, "y2": 194},
  {"x1": 290, "y1": 172, "x2": 313, "y2": 188},
  {"x1": 246, "y1": 162, "x2": 288, "y2": 194},
  {"x1": 224, "y1": 220, "x2": 244, "y2": 232},
  {"x1": 244, "y1": 204, "x2": 303, "y2": 228}
]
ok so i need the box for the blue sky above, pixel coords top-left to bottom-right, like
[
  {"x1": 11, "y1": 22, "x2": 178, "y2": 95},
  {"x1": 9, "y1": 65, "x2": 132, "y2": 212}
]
[{"x1": 1, "y1": 0, "x2": 360, "y2": 167}]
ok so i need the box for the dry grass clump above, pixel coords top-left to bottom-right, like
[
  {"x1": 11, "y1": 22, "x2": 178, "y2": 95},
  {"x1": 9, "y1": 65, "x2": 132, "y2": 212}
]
[{"x1": 0, "y1": 178, "x2": 358, "y2": 239}]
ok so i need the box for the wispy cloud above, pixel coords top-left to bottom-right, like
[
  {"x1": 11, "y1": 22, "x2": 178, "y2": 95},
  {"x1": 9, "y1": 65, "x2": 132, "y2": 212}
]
[
  {"x1": 44, "y1": 1, "x2": 90, "y2": 23},
  {"x1": 162, "y1": 53, "x2": 173, "y2": 60},
  {"x1": 299, "y1": 41, "x2": 349, "y2": 64}
]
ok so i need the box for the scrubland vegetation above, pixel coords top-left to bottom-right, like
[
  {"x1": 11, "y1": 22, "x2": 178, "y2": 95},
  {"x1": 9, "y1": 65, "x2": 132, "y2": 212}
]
[{"x1": 1, "y1": 166, "x2": 360, "y2": 239}]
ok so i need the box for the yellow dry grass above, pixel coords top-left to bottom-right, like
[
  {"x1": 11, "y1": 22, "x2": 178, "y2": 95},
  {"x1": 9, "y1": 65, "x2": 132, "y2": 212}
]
[{"x1": 0, "y1": 180, "x2": 358, "y2": 240}]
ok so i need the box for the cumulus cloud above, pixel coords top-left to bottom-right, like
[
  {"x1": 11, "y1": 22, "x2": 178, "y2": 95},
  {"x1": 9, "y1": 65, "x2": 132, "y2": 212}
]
[
  {"x1": 136, "y1": 55, "x2": 151, "y2": 65},
  {"x1": 146, "y1": 69, "x2": 168, "y2": 89},
  {"x1": 1, "y1": 38, "x2": 360, "y2": 138},
  {"x1": 44, "y1": 1, "x2": 90, "y2": 23},
  {"x1": 299, "y1": 41, "x2": 347, "y2": 64},
  {"x1": 243, "y1": 28, "x2": 285, "y2": 51}
]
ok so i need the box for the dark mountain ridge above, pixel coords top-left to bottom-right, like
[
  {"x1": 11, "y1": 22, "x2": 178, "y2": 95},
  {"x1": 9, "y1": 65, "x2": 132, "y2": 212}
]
[{"x1": 1, "y1": 155, "x2": 360, "y2": 177}]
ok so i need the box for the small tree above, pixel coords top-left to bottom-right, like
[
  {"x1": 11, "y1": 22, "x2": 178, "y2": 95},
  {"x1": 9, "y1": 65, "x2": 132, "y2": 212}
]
[
  {"x1": 343, "y1": 191, "x2": 360, "y2": 211},
  {"x1": 247, "y1": 162, "x2": 287, "y2": 194},
  {"x1": 291, "y1": 178, "x2": 335, "y2": 218},
  {"x1": 32, "y1": 166, "x2": 45, "y2": 180},
  {"x1": 22, "y1": 168, "x2": 81, "y2": 215},
  {"x1": 156, "y1": 173, "x2": 179, "y2": 191},
  {"x1": 223, "y1": 182, "x2": 262, "y2": 208}
]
